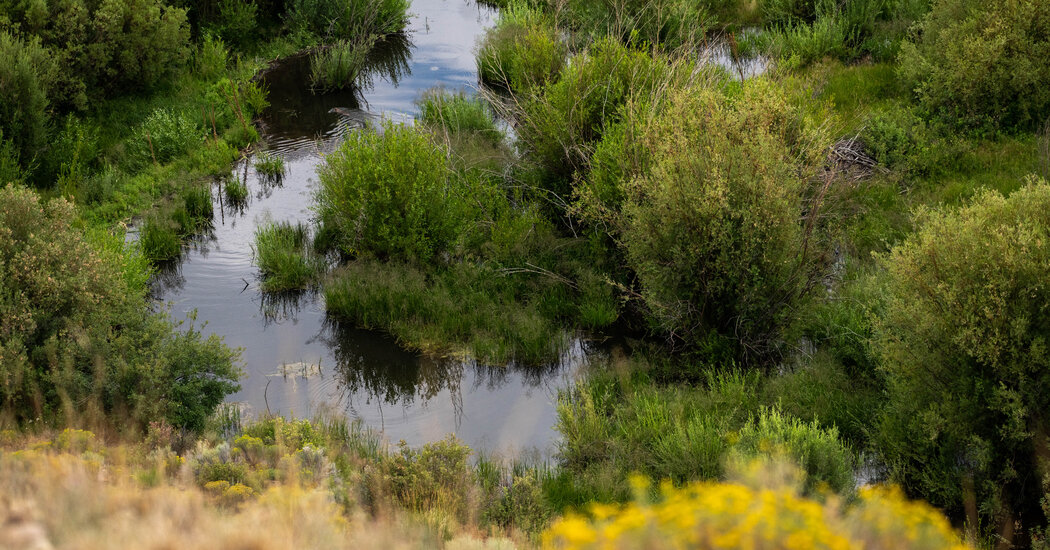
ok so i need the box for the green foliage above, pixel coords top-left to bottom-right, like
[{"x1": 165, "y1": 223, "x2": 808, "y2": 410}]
[
  {"x1": 0, "y1": 31, "x2": 54, "y2": 170},
  {"x1": 253, "y1": 221, "x2": 324, "y2": 292},
  {"x1": 195, "y1": 33, "x2": 230, "y2": 80},
  {"x1": 324, "y1": 260, "x2": 568, "y2": 364},
  {"x1": 556, "y1": 372, "x2": 855, "y2": 497},
  {"x1": 253, "y1": 151, "x2": 285, "y2": 179},
  {"x1": 898, "y1": 0, "x2": 1050, "y2": 132},
  {"x1": 476, "y1": 2, "x2": 566, "y2": 93},
  {"x1": 210, "y1": 0, "x2": 258, "y2": 49},
  {"x1": 386, "y1": 436, "x2": 472, "y2": 519},
  {"x1": 733, "y1": 408, "x2": 855, "y2": 494},
  {"x1": 223, "y1": 176, "x2": 248, "y2": 205},
  {"x1": 417, "y1": 89, "x2": 503, "y2": 144},
  {"x1": 0, "y1": 184, "x2": 239, "y2": 431},
  {"x1": 559, "y1": 0, "x2": 718, "y2": 48},
  {"x1": 875, "y1": 178, "x2": 1050, "y2": 540},
  {"x1": 579, "y1": 80, "x2": 822, "y2": 360},
  {"x1": 140, "y1": 214, "x2": 182, "y2": 262},
  {"x1": 315, "y1": 122, "x2": 467, "y2": 261},
  {"x1": 482, "y1": 472, "x2": 552, "y2": 535},
  {"x1": 517, "y1": 37, "x2": 676, "y2": 187},
  {"x1": 137, "y1": 108, "x2": 205, "y2": 165},
  {"x1": 309, "y1": 37, "x2": 375, "y2": 93},
  {"x1": 284, "y1": 0, "x2": 409, "y2": 39}
]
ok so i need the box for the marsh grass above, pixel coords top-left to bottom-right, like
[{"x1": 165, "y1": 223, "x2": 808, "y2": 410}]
[
  {"x1": 223, "y1": 176, "x2": 249, "y2": 205},
  {"x1": 253, "y1": 221, "x2": 325, "y2": 292},
  {"x1": 323, "y1": 260, "x2": 569, "y2": 365},
  {"x1": 254, "y1": 151, "x2": 286, "y2": 179},
  {"x1": 418, "y1": 90, "x2": 503, "y2": 144},
  {"x1": 140, "y1": 215, "x2": 182, "y2": 262},
  {"x1": 310, "y1": 38, "x2": 376, "y2": 93}
]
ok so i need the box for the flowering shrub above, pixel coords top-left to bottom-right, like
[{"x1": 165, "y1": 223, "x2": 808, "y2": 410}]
[{"x1": 543, "y1": 472, "x2": 969, "y2": 550}]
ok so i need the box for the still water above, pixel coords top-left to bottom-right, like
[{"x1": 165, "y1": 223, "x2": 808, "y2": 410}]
[{"x1": 154, "y1": 0, "x2": 593, "y2": 456}]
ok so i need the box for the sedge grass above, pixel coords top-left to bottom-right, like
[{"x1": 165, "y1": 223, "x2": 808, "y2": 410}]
[
  {"x1": 254, "y1": 151, "x2": 286, "y2": 179},
  {"x1": 310, "y1": 38, "x2": 376, "y2": 93},
  {"x1": 253, "y1": 221, "x2": 325, "y2": 292}
]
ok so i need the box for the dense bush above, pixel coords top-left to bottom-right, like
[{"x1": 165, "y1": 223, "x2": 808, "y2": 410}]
[
  {"x1": 136, "y1": 108, "x2": 205, "y2": 164},
  {"x1": 578, "y1": 81, "x2": 821, "y2": 360},
  {"x1": 517, "y1": 37, "x2": 676, "y2": 188},
  {"x1": 0, "y1": 184, "x2": 239, "y2": 431},
  {"x1": 315, "y1": 123, "x2": 468, "y2": 261},
  {"x1": 556, "y1": 373, "x2": 856, "y2": 495},
  {"x1": 898, "y1": 0, "x2": 1050, "y2": 132},
  {"x1": 875, "y1": 178, "x2": 1050, "y2": 544},
  {"x1": 0, "y1": 31, "x2": 54, "y2": 170},
  {"x1": 476, "y1": 3, "x2": 566, "y2": 93}
]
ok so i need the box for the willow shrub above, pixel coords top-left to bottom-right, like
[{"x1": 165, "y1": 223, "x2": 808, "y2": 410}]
[
  {"x1": 899, "y1": 0, "x2": 1050, "y2": 132},
  {"x1": 476, "y1": 2, "x2": 566, "y2": 93},
  {"x1": 315, "y1": 122, "x2": 469, "y2": 262},
  {"x1": 0, "y1": 184, "x2": 239, "y2": 432},
  {"x1": 517, "y1": 37, "x2": 676, "y2": 190},
  {"x1": 578, "y1": 80, "x2": 821, "y2": 360},
  {"x1": 875, "y1": 178, "x2": 1050, "y2": 544},
  {"x1": 0, "y1": 31, "x2": 54, "y2": 170}
]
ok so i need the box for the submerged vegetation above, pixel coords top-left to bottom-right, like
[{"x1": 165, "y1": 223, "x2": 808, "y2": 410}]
[{"x1": 4, "y1": 0, "x2": 1050, "y2": 545}]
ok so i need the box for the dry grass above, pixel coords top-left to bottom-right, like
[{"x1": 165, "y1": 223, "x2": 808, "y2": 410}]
[{"x1": 0, "y1": 429, "x2": 517, "y2": 550}]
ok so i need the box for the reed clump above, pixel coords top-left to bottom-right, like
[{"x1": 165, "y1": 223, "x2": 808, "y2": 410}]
[{"x1": 253, "y1": 221, "x2": 325, "y2": 292}]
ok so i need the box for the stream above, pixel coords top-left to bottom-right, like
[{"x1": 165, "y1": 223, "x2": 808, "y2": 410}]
[{"x1": 153, "y1": 0, "x2": 592, "y2": 457}]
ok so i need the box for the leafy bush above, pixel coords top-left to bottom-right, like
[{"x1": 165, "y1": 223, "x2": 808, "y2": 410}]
[
  {"x1": 315, "y1": 122, "x2": 468, "y2": 261},
  {"x1": 875, "y1": 178, "x2": 1050, "y2": 542},
  {"x1": 898, "y1": 0, "x2": 1050, "y2": 131},
  {"x1": 517, "y1": 37, "x2": 676, "y2": 187},
  {"x1": 253, "y1": 221, "x2": 324, "y2": 292},
  {"x1": 476, "y1": 3, "x2": 566, "y2": 93},
  {"x1": 137, "y1": 108, "x2": 205, "y2": 164},
  {"x1": 0, "y1": 184, "x2": 239, "y2": 431},
  {"x1": 0, "y1": 31, "x2": 54, "y2": 170},
  {"x1": 386, "y1": 436, "x2": 473, "y2": 520},
  {"x1": 578, "y1": 80, "x2": 822, "y2": 360}
]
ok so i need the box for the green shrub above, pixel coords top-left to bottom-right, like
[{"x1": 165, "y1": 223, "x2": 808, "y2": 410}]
[
  {"x1": 253, "y1": 221, "x2": 324, "y2": 292},
  {"x1": 309, "y1": 37, "x2": 375, "y2": 93},
  {"x1": 875, "y1": 178, "x2": 1050, "y2": 543},
  {"x1": 138, "y1": 108, "x2": 205, "y2": 164},
  {"x1": 195, "y1": 33, "x2": 230, "y2": 79},
  {"x1": 0, "y1": 184, "x2": 239, "y2": 431},
  {"x1": 734, "y1": 408, "x2": 855, "y2": 494},
  {"x1": 210, "y1": 0, "x2": 258, "y2": 48},
  {"x1": 578, "y1": 80, "x2": 822, "y2": 361},
  {"x1": 417, "y1": 89, "x2": 503, "y2": 144},
  {"x1": 0, "y1": 31, "x2": 54, "y2": 170},
  {"x1": 386, "y1": 436, "x2": 472, "y2": 520},
  {"x1": 315, "y1": 122, "x2": 468, "y2": 261},
  {"x1": 517, "y1": 37, "x2": 676, "y2": 188},
  {"x1": 899, "y1": 0, "x2": 1050, "y2": 132},
  {"x1": 476, "y1": 3, "x2": 565, "y2": 93}
]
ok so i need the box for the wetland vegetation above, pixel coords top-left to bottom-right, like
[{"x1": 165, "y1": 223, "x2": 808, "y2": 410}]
[{"x1": 2, "y1": 0, "x2": 1050, "y2": 547}]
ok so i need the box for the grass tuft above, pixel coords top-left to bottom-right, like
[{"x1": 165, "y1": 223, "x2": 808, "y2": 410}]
[{"x1": 253, "y1": 221, "x2": 325, "y2": 292}]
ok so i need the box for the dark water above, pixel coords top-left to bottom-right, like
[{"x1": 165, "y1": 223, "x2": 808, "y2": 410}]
[{"x1": 155, "y1": 0, "x2": 593, "y2": 456}]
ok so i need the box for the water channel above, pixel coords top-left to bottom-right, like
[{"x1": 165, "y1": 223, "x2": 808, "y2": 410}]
[{"x1": 154, "y1": 0, "x2": 593, "y2": 457}]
